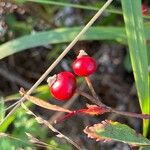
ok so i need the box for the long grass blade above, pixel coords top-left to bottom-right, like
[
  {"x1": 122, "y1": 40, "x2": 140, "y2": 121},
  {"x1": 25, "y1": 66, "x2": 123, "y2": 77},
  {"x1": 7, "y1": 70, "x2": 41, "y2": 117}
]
[
  {"x1": 121, "y1": 0, "x2": 150, "y2": 136},
  {"x1": 20, "y1": 0, "x2": 150, "y2": 19},
  {"x1": 0, "y1": 27, "x2": 126, "y2": 59}
]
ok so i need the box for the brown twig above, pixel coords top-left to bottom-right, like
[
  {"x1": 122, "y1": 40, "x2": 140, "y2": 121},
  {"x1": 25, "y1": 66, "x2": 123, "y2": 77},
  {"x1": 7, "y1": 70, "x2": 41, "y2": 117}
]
[
  {"x1": 110, "y1": 109, "x2": 150, "y2": 119},
  {"x1": 84, "y1": 76, "x2": 105, "y2": 107},
  {"x1": 85, "y1": 76, "x2": 99, "y2": 100},
  {"x1": 77, "y1": 88, "x2": 106, "y2": 109},
  {"x1": 78, "y1": 90, "x2": 150, "y2": 120}
]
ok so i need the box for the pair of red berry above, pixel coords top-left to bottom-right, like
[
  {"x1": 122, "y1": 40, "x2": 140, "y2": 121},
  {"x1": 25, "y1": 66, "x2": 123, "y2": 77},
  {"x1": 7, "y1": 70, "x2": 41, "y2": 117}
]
[{"x1": 47, "y1": 50, "x2": 97, "y2": 101}]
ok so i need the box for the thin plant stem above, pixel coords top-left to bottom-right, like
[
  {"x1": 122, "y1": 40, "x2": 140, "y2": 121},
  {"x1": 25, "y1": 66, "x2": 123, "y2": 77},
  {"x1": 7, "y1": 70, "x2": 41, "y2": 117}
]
[
  {"x1": 110, "y1": 109, "x2": 150, "y2": 119},
  {"x1": 0, "y1": 0, "x2": 113, "y2": 126},
  {"x1": 85, "y1": 76, "x2": 104, "y2": 106},
  {"x1": 77, "y1": 89, "x2": 107, "y2": 108},
  {"x1": 4, "y1": 100, "x2": 21, "y2": 111},
  {"x1": 78, "y1": 90, "x2": 150, "y2": 120},
  {"x1": 85, "y1": 77, "x2": 98, "y2": 99}
]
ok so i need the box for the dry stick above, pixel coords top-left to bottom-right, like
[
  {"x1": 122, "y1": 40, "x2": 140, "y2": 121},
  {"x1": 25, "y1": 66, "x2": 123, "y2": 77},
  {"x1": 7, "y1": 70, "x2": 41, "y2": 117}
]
[
  {"x1": 0, "y1": 0, "x2": 113, "y2": 126},
  {"x1": 79, "y1": 90, "x2": 150, "y2": 119}
]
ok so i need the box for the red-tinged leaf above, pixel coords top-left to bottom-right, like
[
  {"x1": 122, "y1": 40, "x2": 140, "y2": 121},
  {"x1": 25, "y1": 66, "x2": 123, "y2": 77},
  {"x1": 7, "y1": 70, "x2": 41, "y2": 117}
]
[
  {"x1": 78, "y1": 105, "x2": 109, "y2": 115},
  {"x1": 55, "y1": 105, "x2": 109, "y2": 124},
  {"x1": 19, "y1": 88, "x2": 71, "y2": 113},
  {"x1": 84, "y1": 120, "x2": 150, "y2": 146}
]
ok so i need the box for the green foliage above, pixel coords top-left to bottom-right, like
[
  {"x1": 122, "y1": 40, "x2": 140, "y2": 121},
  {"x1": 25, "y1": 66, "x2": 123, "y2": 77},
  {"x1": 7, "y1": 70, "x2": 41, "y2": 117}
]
[
  {"x1": 0, "y1": 110, "x2": 47, "y2": 149},
  {"x1": 121, "y1": 0, "x2": 150, "y2": 136},
  {"x1": 0, "y1": 84, "x2": 50, "y2": 132},
  {"x1": 1, "y1": 26, "x2": 150, "y2": 60},
  {"x1": 84, "y1": 120, "x2": 150, "y2": 146}
]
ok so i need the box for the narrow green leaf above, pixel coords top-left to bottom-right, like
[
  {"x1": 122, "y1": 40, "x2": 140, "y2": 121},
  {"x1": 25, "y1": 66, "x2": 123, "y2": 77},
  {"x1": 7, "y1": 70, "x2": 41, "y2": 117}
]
[
  {"x1": 121, "y1": 0, "x2": 150, "y2": 136},
  {"x1": 19, "y1": 0, "x2": 122, "y2": 15},
  {"x1": 0, "y1": 27, "x2": 126, "y2": 59},
  {"x1": 84, "y1": 120, "x2": 150, "y2": 146},
  {"x1": 0, "y1": 99, "x2": 5, "y2": 122},
  {"x1": 17, "y1": 0, "x2": 150, "y2": 19}
]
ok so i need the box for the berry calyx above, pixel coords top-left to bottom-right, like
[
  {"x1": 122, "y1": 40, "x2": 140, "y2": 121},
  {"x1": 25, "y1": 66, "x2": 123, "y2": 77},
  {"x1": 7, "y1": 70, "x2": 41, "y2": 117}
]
[
  {"x1": 47, "y1": 71, "x2": 77, "y2": 101},
  {"x1": 72, "y1": 50, "x2": 97, "y2": 76}
]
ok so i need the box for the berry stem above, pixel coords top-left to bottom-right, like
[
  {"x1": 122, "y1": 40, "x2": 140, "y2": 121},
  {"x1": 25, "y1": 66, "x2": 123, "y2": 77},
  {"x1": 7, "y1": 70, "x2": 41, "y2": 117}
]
[
  {"x1": 85, "y1": 77, "x2": 98, "y2": 99},
  {"x1": 78, "y1": 90, "x2": 150, "y2": 120},
  {"x1": 77, "y1": 89, "x2": 106, "y2": 108},
  {"x1": 110, "y1": 109, "x2": 150, "y2": 119},
  {"x1": 85, "y1": 76, "x2": 104, "y2": 106}
]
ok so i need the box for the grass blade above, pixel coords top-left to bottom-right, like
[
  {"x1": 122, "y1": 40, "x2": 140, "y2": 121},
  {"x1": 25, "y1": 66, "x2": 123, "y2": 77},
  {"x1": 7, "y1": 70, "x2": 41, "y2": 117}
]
[
  {"x1": 1, "y1": 26, "x2": 150, "y2": 60},
  {"x1": 121, "y1": 0, "x2": 150, "y2": 136},
  {"x1": 19, "y1": 0, "x2": 122, "y2": 14},
  {"x1": 0, "y1": 27, "x2": 126, "y2": 59},
  {"x1": 19, "y1": 0, "x2": 150, "y2": 19}
]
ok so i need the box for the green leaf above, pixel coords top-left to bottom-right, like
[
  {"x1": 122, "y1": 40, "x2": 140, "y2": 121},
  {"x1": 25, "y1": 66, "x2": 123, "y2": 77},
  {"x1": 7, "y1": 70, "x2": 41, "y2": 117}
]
[
  {"x1": 1, "y1": 26, "x2": 150, "y2": 60},
  {"x1": 121, "y1": 0, "x2": 150, "y2": 136},
  {"x1": 0, "y1": 27, "x2": 126, "y2": 59},
  {"x1": 17, "y1": 0, "x2": 150, "y2": 20},
  {"x1": 19, "y1": 0, "x2": 122, "y2": 15},
  {"x1": 84, "y1": 120, "x2": 150, "y2": 146}
]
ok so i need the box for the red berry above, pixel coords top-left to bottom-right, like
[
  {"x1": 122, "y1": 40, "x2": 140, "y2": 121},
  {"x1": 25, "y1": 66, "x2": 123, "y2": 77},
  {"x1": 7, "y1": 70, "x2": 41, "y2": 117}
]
[
  {"x1": 48, "y1": 72, "x2": 76, "y2": 101},
  {"x1": 72, "y1": 56, "x2": 97, "y2": 76},
  {"x1": 142, "y1": 3, "x2": 148, "y2": 16}
]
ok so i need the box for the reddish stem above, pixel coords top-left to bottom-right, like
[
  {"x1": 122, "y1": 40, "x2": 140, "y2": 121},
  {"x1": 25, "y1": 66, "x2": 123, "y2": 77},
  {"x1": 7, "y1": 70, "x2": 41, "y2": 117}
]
[
  {"x1": 77, "y1": 90, "x2": 150, "y2": 120},
  {"x1": 54, "y1": 111, "x2": 77, "y2": 124},
  {"x1": 110, "y1": 109, "x2": 150, "y2": 119}
]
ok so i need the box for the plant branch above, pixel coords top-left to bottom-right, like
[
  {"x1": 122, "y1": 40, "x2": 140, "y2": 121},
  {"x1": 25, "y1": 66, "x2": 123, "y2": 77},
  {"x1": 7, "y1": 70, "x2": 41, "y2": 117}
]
[
  {"x1": 78, "y1": 90, "x2": 150, "y2": 120},
  {"x1": 110, "y1": 109, "x2": 150, "y2": 119},
  {"x1": 77, "y1": 89, "x2": 107, "y2": 108},
  {"x1": 85, "y1": 76, "x2": 98, "y2": 100},
  {"x1": 0, "y1": 0, "x2": 113, "y2": 126}
]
